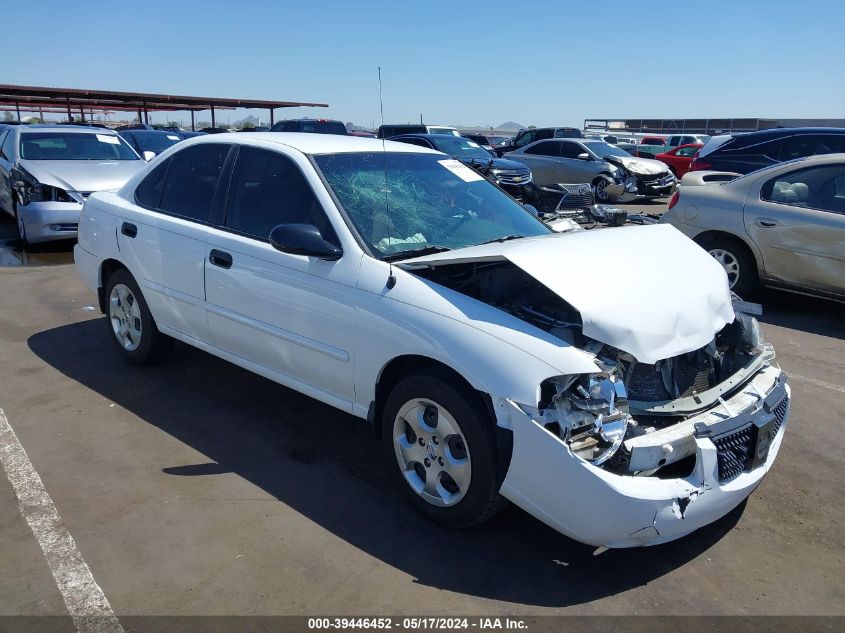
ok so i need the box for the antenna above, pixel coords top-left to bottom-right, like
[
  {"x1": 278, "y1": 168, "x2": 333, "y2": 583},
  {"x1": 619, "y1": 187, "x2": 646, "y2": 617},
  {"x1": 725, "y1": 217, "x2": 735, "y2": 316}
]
[{"x1": 379, "y1": 66, "x2": 396, "y2": 290}]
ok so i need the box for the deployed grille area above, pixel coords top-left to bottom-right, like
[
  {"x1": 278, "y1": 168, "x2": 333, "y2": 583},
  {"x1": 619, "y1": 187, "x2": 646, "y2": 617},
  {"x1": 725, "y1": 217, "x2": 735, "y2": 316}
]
[
  {"x1": 714, "y1": 424, "x2": 755, "y2": 482},
  {"x1": 627, "y1": 346, "x2": 717, "y2": 402}
]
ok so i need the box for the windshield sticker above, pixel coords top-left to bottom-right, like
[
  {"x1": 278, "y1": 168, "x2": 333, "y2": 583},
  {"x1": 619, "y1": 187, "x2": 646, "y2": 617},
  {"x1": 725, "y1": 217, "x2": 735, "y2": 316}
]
[
  {"x1": 167, "y1": 135, "x2": 180, "y2": 140},
  {"x1": 96, "y1": 134, "x2": 121, "y2": 145},
  {"x1": 438, "y1": 159, "x2": 484, "y2": 183}
]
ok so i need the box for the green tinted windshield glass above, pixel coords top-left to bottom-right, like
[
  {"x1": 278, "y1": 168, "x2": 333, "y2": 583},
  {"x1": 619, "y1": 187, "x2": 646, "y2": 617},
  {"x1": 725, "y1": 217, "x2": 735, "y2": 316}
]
[{"x1": 314, "y1": 152, "x2": 549, "y2": 259}]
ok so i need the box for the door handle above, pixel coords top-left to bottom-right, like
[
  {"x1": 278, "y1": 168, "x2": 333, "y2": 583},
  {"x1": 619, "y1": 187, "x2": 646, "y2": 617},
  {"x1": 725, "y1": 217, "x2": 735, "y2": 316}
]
[
  {"x1": 121, "y1": 222, "x2": 137, "y2": 238},
  {"x1": 209, "y1": 249, "x2": 233, "y2": 269},
  {"x1": 756, "y1": 217, "x2": 778, "y2": 228}
]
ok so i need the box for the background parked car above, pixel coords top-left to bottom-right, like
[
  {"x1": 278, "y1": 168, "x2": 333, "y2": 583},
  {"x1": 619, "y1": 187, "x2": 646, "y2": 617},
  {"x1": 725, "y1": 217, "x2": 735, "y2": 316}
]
[
  {"x1": 504, "y1": 138, "x2": 675, "y2": 202},
  {"x1": 390, "y1": 133, "x2": 534, "y2": 201},
  {"x1": 662, "y1": 153, "x2": 845, "y2": 300},
  {"x1": 270, "y1": 119, "x2": 347, "y2": 135},
  {"x1": 689, "y1": 128, "x2": 845, "y2": 174},
  {"x1": 377, "y1": 124, "x2": 460, "y2": 138},
  {"x1": 655, "y1": 143, "x2": 704, "y2": 177},
  {"x1": 632, "y1": 134, "x2": 710, "y2": 158},
  {"x1": 0, "y1": 125, "x2": 145, "y2": 244},
  {"x1": 494, "y1": 127, "x2": 583, "y2": 157},
  {"x1": 119, "y1": 129, "x2": 184, "y2": 160}
]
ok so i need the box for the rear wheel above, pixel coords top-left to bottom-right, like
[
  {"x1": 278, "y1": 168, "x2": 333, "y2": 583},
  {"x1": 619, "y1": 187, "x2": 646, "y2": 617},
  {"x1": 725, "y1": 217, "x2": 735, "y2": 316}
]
[
  {"x1": 700, "y1": 236, "x2": 758, "y2": 297},
  {"x1": 381, "y1": 369, "x2": 506, "y2": 528},
  {"x1": 104, "y1": 268, "x2": 172, "y2": 364}
]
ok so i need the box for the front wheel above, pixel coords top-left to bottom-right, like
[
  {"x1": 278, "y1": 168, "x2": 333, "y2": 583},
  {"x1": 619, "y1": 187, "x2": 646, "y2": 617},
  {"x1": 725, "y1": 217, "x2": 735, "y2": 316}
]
[
  {"x1": 592, "y1": 175, "x2": 614, "y2": 202},
  {"x1": 12, "y1": 197, "x2": 28, "y2": 247},
  {"x1": 381, "y1": 369, "x2": 507, "y2": 528},
  {"x1": 104, "y1": 268, "x2": 172, "y2": 364}
]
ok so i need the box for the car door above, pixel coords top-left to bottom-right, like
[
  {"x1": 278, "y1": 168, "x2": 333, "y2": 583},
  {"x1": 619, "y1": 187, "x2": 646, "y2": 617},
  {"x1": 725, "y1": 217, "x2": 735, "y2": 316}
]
[
  {"x1": 204, "y1": 144, "x2": 358, "y2": 410},
  {"x1": 511, "y1": 141, "x2": 561, "y2": 185},
  {"x1": 117, "y1": 142, "x2": 232, "y2": 343},
  {"x1": 0, "y1": 130, "x2": 12, "y2": 214},
  {"x1": 744, "y1": 162, "x2": 845, "y2": 295},
  {"x1": 556, "y1": 141, "x2": 600, "y2": 183}
]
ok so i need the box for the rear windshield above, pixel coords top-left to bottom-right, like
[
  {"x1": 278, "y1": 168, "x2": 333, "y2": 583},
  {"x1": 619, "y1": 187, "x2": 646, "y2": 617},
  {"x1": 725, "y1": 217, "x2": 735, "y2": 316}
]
[
  {"x1": 20, "y1": 132, "x2": 139, "y2": 160},
  {"x1": 130, "y1": 132, "x2": 182, "y2": 154}
]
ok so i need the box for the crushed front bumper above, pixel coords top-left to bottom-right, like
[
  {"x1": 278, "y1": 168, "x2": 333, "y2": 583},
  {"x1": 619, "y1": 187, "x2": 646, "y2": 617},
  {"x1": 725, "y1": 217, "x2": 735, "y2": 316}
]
[
  {"x1": 495, "y1": 367, "x2": 789, "y2": 548},
  {"x1": 20, "y1": 201, "x2": 82, "y2": 242}
]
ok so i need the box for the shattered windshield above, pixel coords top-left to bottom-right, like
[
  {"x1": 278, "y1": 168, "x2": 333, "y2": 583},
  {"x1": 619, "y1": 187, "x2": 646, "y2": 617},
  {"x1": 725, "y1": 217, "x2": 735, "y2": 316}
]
[{"x1": 313, "y1": 152, "x2": 550, "y2": 259}]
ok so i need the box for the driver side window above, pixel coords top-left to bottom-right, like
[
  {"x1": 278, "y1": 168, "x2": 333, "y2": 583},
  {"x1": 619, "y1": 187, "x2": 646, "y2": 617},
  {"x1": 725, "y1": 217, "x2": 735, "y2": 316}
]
[{"x1": 224, "y1": 146, "x2": 338, "y2": 242}]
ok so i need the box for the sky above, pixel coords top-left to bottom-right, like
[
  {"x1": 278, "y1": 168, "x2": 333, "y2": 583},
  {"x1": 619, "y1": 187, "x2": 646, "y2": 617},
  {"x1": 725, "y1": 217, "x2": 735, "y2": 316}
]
[{"x1": 7, "y1": 0, "x2": 845, "y2": 129}]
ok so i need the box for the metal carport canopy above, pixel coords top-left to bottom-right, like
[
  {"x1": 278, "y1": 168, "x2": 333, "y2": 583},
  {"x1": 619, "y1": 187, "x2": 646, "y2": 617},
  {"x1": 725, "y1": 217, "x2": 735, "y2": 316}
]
[{"x1": 0, "y1": 83, "x2": 329, "y2": 127}]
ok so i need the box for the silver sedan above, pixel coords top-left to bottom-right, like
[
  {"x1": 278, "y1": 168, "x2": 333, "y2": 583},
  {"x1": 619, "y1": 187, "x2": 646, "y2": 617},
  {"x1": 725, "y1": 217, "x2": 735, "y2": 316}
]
[
  {"x1": 504, "y1": 138, "x2": 676, "y2": 203},
  {"x1": 660, "y1": 153, "x2": 845, "y2": 301}
]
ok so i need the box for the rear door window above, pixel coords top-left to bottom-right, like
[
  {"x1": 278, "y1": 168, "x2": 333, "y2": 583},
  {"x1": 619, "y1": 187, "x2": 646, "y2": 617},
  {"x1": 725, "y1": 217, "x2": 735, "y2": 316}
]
[
  {"x1": 761, "y1": 164, "x2": 845, "y2": 214},
  {"x1": 135, "y1": 158, "x2": 171, "y2": 209},
  {"x1": 158, "y1": 143, "x2": 229, "y2": 222},
  {"x1": 778, "y1": 135, "x2": 845, "y2": 161},
  {"x1": 524, "y1": 141, "x2": 560, "y2": 156}
]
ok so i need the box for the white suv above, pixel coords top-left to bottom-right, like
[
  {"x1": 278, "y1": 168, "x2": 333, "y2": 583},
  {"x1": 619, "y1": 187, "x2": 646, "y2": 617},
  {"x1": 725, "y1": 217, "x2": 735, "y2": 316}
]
[{"x1": 74, "y1": 132, "x2": 790, "y2": 548}]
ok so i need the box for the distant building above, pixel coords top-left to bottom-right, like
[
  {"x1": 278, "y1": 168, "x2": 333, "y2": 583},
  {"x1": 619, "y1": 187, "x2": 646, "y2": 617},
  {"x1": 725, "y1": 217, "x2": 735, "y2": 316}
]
[{"x1": 585, "y1": 118, "x2": 845, "y2": 135}]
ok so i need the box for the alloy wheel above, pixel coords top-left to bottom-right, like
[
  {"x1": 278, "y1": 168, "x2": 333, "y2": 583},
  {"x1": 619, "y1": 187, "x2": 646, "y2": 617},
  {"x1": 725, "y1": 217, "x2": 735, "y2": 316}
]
[
  {"x1": 392, "y1": 398, "x2": 472, "y2": 507},
  {"x1": 709, "y1": 248, "x2": 740, "y2": 289},
  {"x1": 109, "y1": 283, "x2": 143, "y2": 351}
]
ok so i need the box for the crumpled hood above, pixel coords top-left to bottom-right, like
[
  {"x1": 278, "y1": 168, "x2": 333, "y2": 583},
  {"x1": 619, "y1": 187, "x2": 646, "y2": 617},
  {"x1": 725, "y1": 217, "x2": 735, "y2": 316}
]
[
  {"x1": 19, "y1": 159, "x2": 146, "y2": 193},
  {"x1": 605, "y1": 154, "x2": 669, "y2": 176},
  {"x1": 401, "y1": 224, "x2": 734, "y2": 363}
]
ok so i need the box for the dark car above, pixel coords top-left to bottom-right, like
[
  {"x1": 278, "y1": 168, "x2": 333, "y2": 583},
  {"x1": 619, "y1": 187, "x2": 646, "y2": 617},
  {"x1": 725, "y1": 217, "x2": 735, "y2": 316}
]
[
  {"x1": 174, "y1": 130, "x2": 207, "y2": 139},
  {"x1": 270, "y1": 118, "x2": 347, "y2": 135},
  {"x1": 118, "y1": 129, "x2": 183, "y2": 159},
  {"x1": 689, "y1": 127, "x2": 845, "y2": 174},
  {"x1": 494, "y1": 127, "x2": 583, "y2": 157},
  {"x1": 389, "y1": 133, "x2": 534, "y2": 201}
]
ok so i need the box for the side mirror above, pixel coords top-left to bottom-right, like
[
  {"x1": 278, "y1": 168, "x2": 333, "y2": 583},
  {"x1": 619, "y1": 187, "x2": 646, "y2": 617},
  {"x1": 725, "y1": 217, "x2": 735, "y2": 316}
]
[
  {"x1": 142, "y1": 150, "x2": 156, "y2": 161},
  {"x1": 577, "y1": 152, "x2": 592, "y2": 161},
  {"x1": 523, "y1": 204, "x2": 540, "y2": 217},
  {"x1": 269, "y1": 223, "x2": 342, "y2": 260}
]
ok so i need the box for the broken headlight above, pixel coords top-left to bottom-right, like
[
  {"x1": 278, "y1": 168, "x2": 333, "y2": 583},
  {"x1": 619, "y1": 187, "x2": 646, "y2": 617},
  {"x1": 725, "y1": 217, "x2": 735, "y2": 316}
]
[
  {"x1": 12, "y1": 167, "x2": 75, "y2": 205},
  {"x1": 542, "y1": 369, "x2": 632, "y2": 465}
]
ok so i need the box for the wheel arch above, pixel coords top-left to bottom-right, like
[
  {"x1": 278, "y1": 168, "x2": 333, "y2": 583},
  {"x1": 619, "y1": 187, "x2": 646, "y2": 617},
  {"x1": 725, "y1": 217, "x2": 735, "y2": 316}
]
[
  {"x1": 692, "y1": 229, "x2": 764, "y2": 271},
  {"x1": 97, "y1": 258, "x2": 129, "y2": 313},
  {"x1": 370, "y1": 355, "x2": 495, "y2": 439}
]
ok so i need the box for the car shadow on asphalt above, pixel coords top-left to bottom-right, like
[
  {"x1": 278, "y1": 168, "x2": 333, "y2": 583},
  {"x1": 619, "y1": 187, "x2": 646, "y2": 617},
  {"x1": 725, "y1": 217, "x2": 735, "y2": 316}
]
[
  {"x1": 28, "y1": 318, "x2": 743, "y2": 608},
  {"x1": 757, "y1": 288, "x2": 845, "y2": 341}
]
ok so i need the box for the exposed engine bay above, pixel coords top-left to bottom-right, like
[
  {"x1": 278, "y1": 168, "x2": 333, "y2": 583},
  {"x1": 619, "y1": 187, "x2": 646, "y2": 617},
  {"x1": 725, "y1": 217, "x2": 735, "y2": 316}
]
[{"x1": 412, "y1": 260, "x2": 773, "y2": 477}]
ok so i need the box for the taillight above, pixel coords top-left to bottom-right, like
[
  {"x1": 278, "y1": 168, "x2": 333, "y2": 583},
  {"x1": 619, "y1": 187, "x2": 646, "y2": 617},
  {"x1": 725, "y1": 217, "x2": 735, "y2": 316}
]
[
  {"x1": 667, "y1": 191, "x2": 680, "y2": 210},
  {"x1": 689, "y1": 156, "x2": 712, "y2": 172}
]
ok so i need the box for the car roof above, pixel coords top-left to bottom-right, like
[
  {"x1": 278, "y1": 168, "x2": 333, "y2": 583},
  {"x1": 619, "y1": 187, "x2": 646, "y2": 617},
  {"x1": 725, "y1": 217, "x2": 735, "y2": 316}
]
[
  {"x1": 391, "y1": 133, "x2": 467, "y2": 140},
  {"x1": 182, "y1": 132, "x2": 441, "y2": 155},
  {"x1": 730, "y1": 127, "x2": 845, "y2": 140},
  {"x1": 19, "y1": 124, "x2": 118, "y2": 134}
]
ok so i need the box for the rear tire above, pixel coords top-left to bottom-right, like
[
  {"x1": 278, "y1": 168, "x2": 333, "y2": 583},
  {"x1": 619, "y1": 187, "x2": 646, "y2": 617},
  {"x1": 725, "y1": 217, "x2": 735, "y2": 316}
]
[
  {"x1": 104, "y1": 268, "x2": 172, "y2": 364},
  {"x1": 381, "y1": 368, "x2": 507, "y2": 528},
  {"x1": 699, "y1": 235, "x2": 758, "y2": 297}
]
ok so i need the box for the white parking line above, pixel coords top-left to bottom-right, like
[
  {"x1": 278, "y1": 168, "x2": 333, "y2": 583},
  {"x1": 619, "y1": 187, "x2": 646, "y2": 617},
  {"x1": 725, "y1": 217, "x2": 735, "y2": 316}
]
[
  {"x1": 789, "y1": 373, "x2": 845, "y2": 395},
  {"x1": 0, "y1": 408, "x2": 123, "y2": 633}
]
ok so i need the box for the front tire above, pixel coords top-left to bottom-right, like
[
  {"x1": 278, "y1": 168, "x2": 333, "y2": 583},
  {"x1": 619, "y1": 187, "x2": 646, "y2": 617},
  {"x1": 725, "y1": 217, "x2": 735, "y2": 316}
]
[
  {"x1": 592, "y1": 174, "x2": 614, "y2": 202},
  {"x1": 12, "y1": 197, "x2": 28, "y2": 247},
  {"x1": 381, "y1": 369, "x2": 507, "y2": 528},
  {"x1": 104, "y1": 268, "x2": 172, "y2": 364}
]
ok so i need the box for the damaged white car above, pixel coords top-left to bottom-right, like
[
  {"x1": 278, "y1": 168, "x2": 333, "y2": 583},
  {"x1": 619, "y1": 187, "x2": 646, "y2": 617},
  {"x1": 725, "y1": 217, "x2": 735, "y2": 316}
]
[{"x1": 74, "y1": 134, "x2": 789, "y2": 548}]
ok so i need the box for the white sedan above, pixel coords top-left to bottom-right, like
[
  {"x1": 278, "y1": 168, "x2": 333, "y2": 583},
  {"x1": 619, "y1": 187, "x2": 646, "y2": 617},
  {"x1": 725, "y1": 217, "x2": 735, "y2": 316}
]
[{"x1": 74, "y1": 133, "x2": 790, "y2": 547}]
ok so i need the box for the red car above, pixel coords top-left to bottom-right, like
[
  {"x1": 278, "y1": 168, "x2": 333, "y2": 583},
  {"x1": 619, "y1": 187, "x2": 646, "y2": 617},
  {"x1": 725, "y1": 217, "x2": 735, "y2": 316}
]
[{"x1": 655, "y1": 143, "x2": 704, "y2": 178}]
